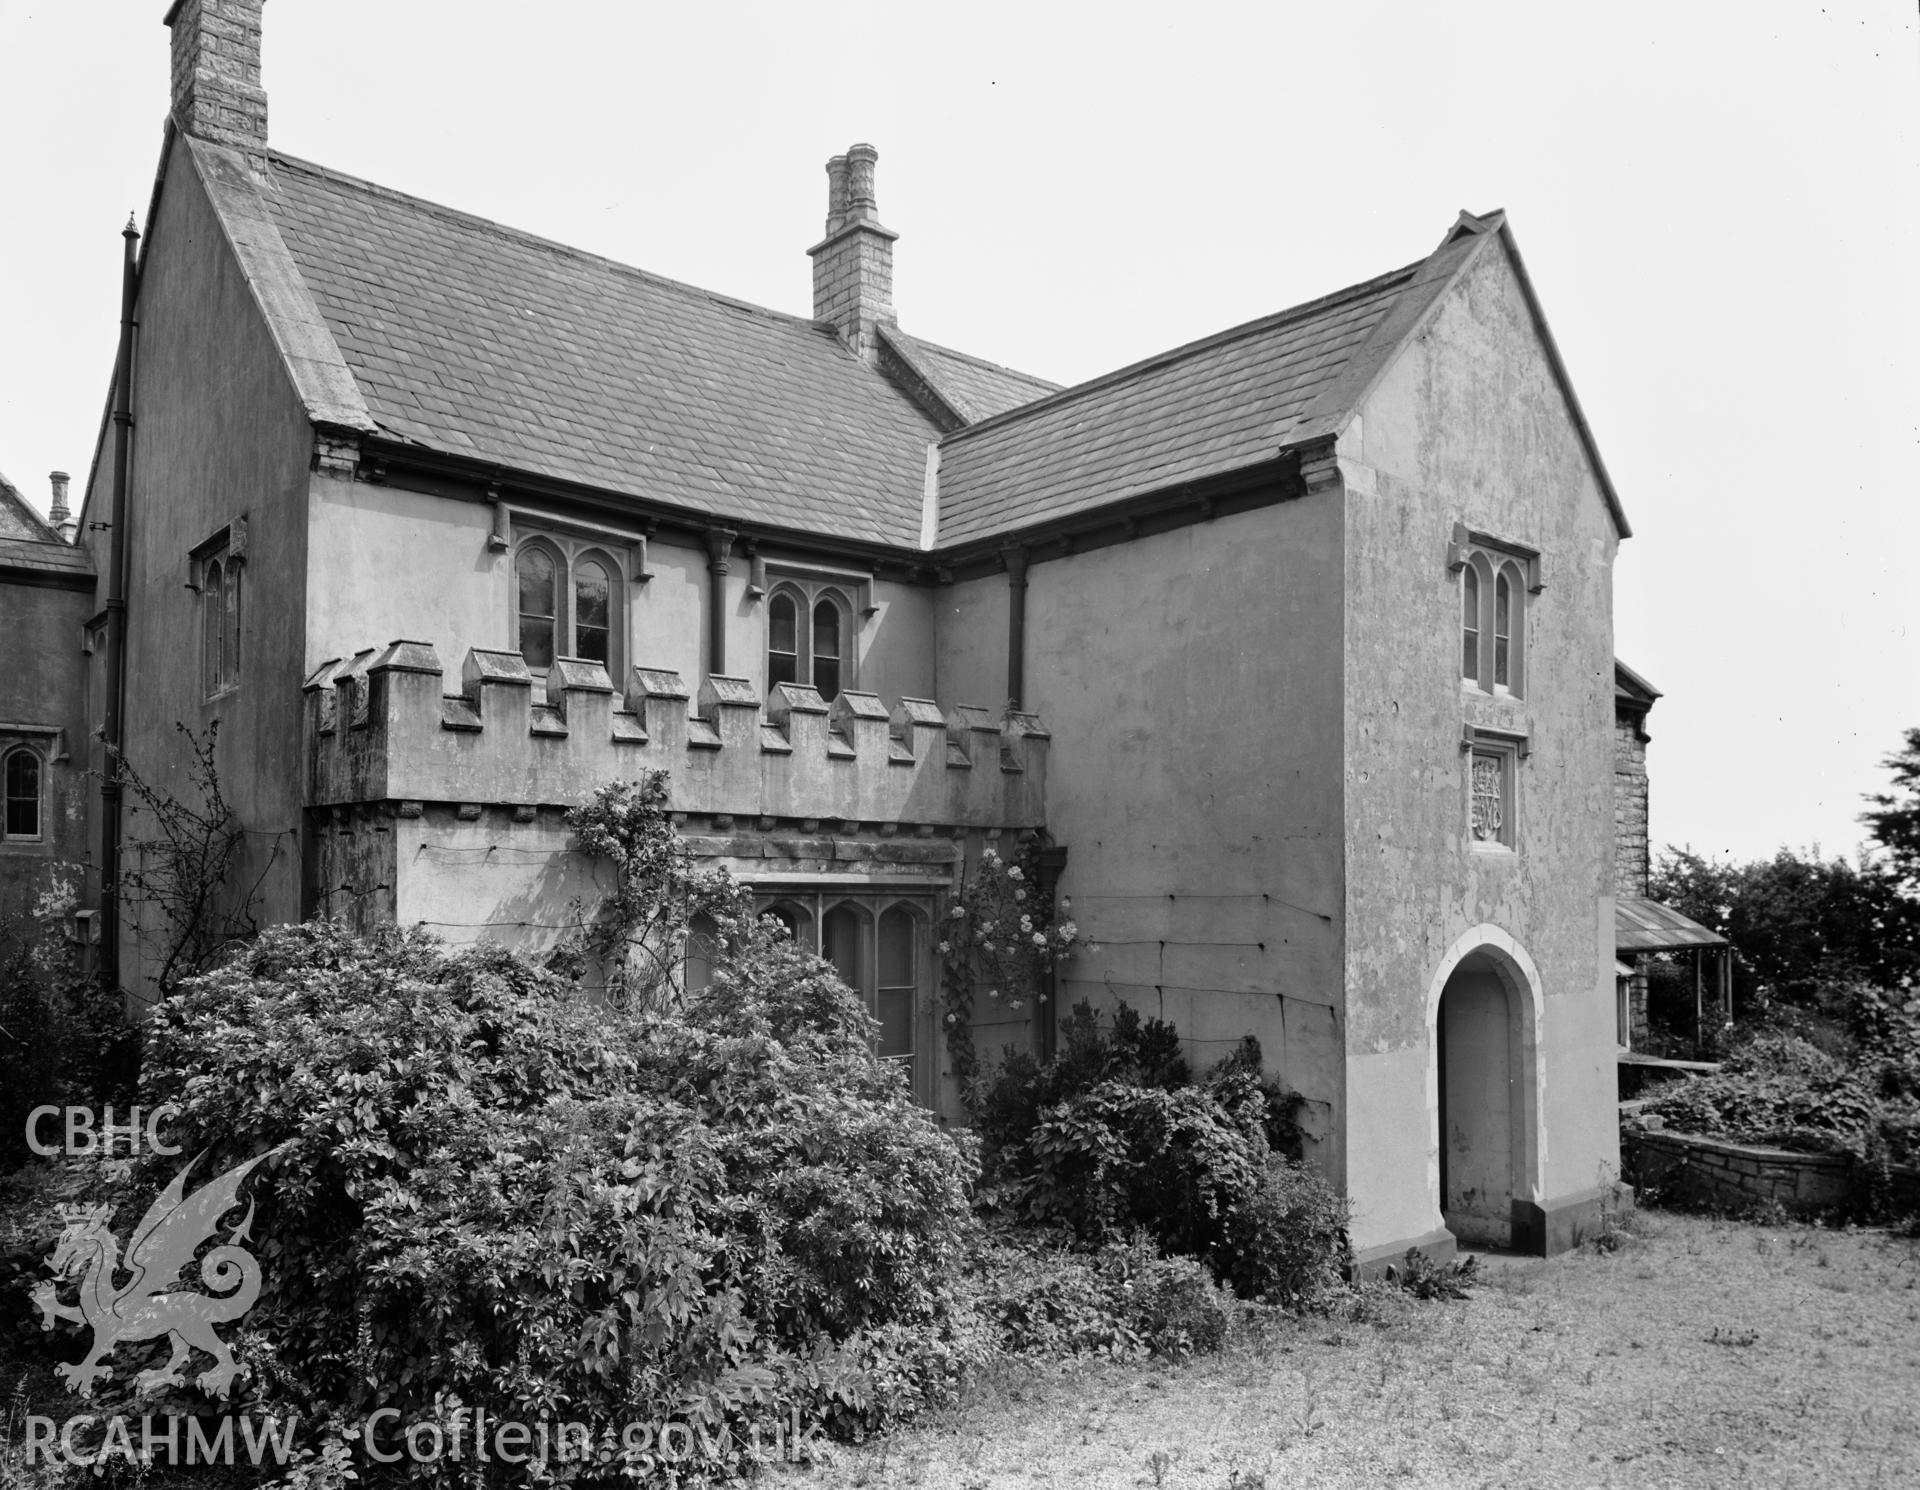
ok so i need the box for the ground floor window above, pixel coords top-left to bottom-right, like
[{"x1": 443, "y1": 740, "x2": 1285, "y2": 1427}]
[
  {"x1": 3, "y1": 745, "x2": 43, "y2": 840},
  {"x1": 764, "y1": 891, "x2": 933, "y2": 1081}
]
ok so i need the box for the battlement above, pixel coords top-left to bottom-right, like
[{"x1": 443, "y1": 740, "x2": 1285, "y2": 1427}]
[{"x1": 304, "y1": 642, "x2": 1047, "y2": 828}]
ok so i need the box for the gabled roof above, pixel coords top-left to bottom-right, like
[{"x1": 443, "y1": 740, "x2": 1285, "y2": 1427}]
[
  {"x1": 0, "y1": 470, "x2": 92, "y2": 582},
  {"x1": 933, "y1": 211, "x2": 1632, "y2": 550},
  {"x1": 231, "y1": 145, "x2": 946, "y2": 547},
  {"x1": 191, "y1": 132, "x2": 1628, "y2": 560},
  {"x1": 932, "y1": 265, "x2": 1419, "y2": 546},
  {"x1": 878, "y1": 326, "x2": 1060, "y2": 425}
]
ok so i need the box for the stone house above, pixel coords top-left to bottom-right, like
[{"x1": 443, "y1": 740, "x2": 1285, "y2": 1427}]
[
  {"x1": 0, "y1": 471, "x2": 92, "y2": 926},
  {"x1": 46, "y1": 0, "x2": 1668, "y2": 1267}
]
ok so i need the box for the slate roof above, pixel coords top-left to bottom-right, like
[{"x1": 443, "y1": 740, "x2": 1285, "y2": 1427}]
[
  {"x1": 209, "y1": 143, "x2": 1626, "y2": 555},
  {"x1": 257, "y1": 152, "x2": 945, "y2": 547},
  {"x1": 879, "y1": 327, "x2": 1060, "y2": 424},
  {"x1": 0, "y1": 471, "x2": 57, "y2": 542},
  {"x1": 0, "y1": 472, "x2": 91, "y2": 581},
  {"x1": 932, "y1": 265, "x2": 1419, "y2": 547}
]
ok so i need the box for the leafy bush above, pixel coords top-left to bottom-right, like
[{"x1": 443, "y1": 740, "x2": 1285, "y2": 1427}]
[
  {"x1": 973, "y1": 1003, "x2": 1344, "y2": 1306},
  {"x1": 1642, "y1": 1021, "x2": 1920, "y2": 1167},
  {"x1": 115, "y1": 908, "x2": 978, "y2": 1475},
  {"x1": 0, "y1": 898, "x2": 137, "y2": 1171},
  {"x1": 961, "y1": 1232, "x2": 1229, "y2": 1361}
]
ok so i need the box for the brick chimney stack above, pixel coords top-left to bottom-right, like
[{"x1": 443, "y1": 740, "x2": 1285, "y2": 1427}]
[
  {"x1": 808, "y1": 143, "x2": 897, "y2": 362},
  {"x1": 163, "y1": 0, "x2": 268, "y2": 159},
  {"x1": 47, "y1": 471, "x2": 74, "y2": 543}
]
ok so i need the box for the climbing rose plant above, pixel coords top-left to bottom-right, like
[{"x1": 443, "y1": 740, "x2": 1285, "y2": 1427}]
[{"x1": 938, "y1": 842, "x2": 1078, "y2": 1095}]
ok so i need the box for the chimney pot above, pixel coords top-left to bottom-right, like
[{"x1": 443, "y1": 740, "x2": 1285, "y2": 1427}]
[
  {"x1": 808, "y1": 143, "x2": 897, "y2": 363},
  {"x1": 48, "y1": 471, "x2": 75, "y2": 542},
  {"x1": 824, "y1": 154, "x2": 850, "y2": 235},
  {"x1": 845, "y1": 142, "x2": 879, "y2": 219}
]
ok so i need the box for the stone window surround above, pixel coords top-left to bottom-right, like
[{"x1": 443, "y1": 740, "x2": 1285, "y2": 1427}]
[
  {"x1": 502, "y1": 508, "x2": 649, "y2": 687},
  {"x1": 0, "y1": 726, "x2": 63, "y2": 849},
  {"x1": 189, "y1": 518, "x2": 247, "y2": 701},
  {"x1": 1449, "y1": 524, "x2": 1542, "y2": 699},
  {"x1": 1461, "y1": 724, "x2": 1529, "y2": 853},
  {"x1": 760, "y1": 559, "x2": 873, "y2": 700}
]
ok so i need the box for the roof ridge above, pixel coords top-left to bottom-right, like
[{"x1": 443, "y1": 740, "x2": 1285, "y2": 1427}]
[
  {"x1": 939, "y1": 259, "x2": 1423, "y2": 445},
  {"x1": 886, "y1": 327, "x2": 1061, "y2": 392},
  {"x1": 265, "y1": 149, "x2": 842, "y2": 341}
]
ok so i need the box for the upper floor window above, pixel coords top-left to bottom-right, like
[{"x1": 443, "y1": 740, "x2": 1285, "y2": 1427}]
[
  {"x1": 513, "y1": 534, "x2": 626, "y2": 680},
  {"x1": 1456, "y1": 538, "x2": 1532, "y2": 697},
  {"x1": 194, "y1": 525, "x2": 245, "y2": 700},
  {"x1": 766, "y1": 582, "x2": 854, "y2": 702},
  {"x1": 2, "y1": 745, "x2": 43, "y2": 841}
]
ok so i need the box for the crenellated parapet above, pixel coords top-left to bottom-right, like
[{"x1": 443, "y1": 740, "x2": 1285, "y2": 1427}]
[{"x1": 304, "y1": 642, "x2": 1047, "y2": 828}]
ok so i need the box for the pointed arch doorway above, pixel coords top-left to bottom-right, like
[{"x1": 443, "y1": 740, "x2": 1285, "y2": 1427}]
[{"x1": 1428, "y1": 928, "x2": 1544, "y2": 1250}]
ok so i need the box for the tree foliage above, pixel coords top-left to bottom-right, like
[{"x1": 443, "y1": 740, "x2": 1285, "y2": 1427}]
[
  {"x1": 1864, "y1": 725, "x2": 1920, "y2": 891},
  {"x1": 1650, "y1": 846, "x2": 1920, "y2": 1013}
]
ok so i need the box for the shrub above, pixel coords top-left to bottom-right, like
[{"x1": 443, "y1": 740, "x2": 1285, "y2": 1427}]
[
  {"x1": 970, "y1": 1003, "x2": 1343, "y2": 1307},
  {"x1": 111, "y1": 911, "x2": 978, "y2": 1476},
  {"x1": 0, "y1": 899, "x2": 137, "y2": 1171},
  {"x1": 1219, "y1": 1156, "x2": 1351, "y2": 1305},
  {"x1": 961, "y1": 1232, "x2": 1229, "y2": 1361}
]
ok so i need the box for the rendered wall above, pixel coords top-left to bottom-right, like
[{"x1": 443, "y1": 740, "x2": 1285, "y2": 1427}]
[
  {"x1": 304, "y1": 507, "x2": 939, "y2": 724},
  {"x1": 933, "y1": 573, "x2": 1007, "y2": 713},
  {"x1": 113, "y1": 135, "x2": 318, "y2": 999},
  {"x1": 1013, "y1": 495, "x2": 1348, "y2": 1165},
  {"x1": 1340, "y1": 239, "x2": 1623, "y2": 1258}
]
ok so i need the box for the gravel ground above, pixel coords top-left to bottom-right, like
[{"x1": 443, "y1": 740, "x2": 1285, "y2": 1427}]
[{"x1": 784, "y1": 1212, "x2": 1920, "y2": 1490}]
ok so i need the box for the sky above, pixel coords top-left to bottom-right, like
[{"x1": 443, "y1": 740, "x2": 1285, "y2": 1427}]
[{"x1": 1, "y1": 0, "x2": 1914, "y2": 866}]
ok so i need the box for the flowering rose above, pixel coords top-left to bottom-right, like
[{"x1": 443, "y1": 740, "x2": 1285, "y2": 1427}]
[{"x1": 1007, "y1": 866, "x2": 1023, "y2": 880}]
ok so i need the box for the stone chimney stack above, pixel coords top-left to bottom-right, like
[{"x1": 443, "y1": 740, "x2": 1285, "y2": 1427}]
[
  {"x1": 47, "y1": 471, "x2": 74, "y2": 543},
  {"x1": 163, "y1": 0, "x2": 268, "y2": 158},
  {"x1": 808, "y1": 142, "x2": 897, "y2": 362}
]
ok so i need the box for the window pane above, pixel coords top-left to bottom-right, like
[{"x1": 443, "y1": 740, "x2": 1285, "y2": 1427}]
[
  {"x1": 813, "y1": 599, "x2": 840, "y2": 661},
  {"x1": 813, "y1": 600, "x2": 842, "y2": 698},
  {"x1": 822, "y1": 905, "x2": 867, "y2": 993},
  {"x1": 517, "y1": 548, "x2": 556, "y2": 669},
  {"x1": 225, "y1": 563, "x2": 242, "y2": 685},
  {"x1": 574, "y1": 559, "x2": 611, "y2": 665},
  {"x1": 4, "y1": 751, "x2": 39, "y2": 837},
  {"x1": 769, "y1": 594, "x2": 796, "y2": 654},
  {"x1": 203, "y1": 560, "x2": 223, "y2": 695},
  {"x1": 879, "y1": 907, "x2": 915, "y2": 986},
  {"x1": 877, "y1": 908, "x2": 916, "y2": 1060},
  {"x1": 877, "y1": 989, "x2": 914, "y2": 1060},
  {"x1": 1494, "y1": 636, "x2": 1510, "y2": 688},
  {"x1": 1494, "y1": 573, "x2": 1511, "y2": 635},
  {"x1": 1461, "y1": 566, "x2": 1479, "y2": 681},
  {"x1": 683, "y1": 914, "x2": 718, "y2": 994}
]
